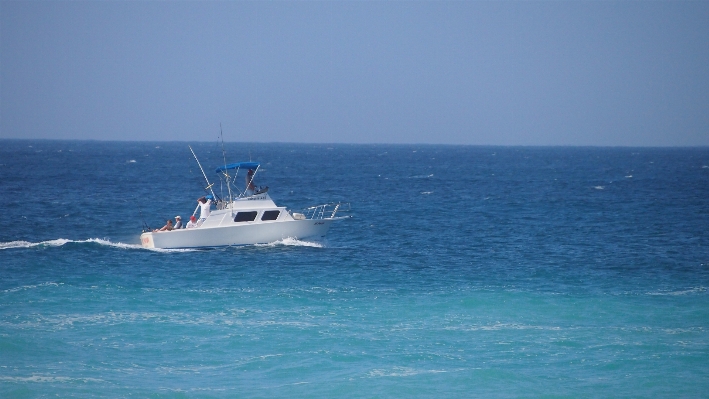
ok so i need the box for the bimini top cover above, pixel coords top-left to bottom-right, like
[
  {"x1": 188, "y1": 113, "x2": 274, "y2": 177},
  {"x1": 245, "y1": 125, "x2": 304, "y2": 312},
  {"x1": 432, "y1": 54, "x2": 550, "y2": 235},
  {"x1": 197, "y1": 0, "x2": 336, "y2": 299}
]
[{"x1": 215, "y1": 162, "x2": 260, "y2": 174}]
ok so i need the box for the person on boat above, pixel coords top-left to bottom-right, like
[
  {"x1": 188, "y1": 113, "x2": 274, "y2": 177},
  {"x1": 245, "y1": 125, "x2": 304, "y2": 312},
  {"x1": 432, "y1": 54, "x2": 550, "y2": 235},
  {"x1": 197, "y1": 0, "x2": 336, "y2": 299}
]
[
  {"x1": 197, "y1": 196, "x2": 212, "y2": 226},
  {"x1": 154, "y1": 219, "x2": 173, "y2": 232},
  {"x1": 246, "y1": 169, "x2": 256, "y2": 196},
  {"x1": 186, "y1": 215, "x2": 198, "y2": 229},
  {"x1": 173, "y1": 215, "x2": 182, "y2": 229}
]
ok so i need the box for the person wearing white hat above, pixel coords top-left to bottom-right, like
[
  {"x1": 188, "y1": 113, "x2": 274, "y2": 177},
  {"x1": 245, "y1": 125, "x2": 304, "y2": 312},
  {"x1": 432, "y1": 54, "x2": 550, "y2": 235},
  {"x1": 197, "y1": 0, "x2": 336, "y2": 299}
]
[{"x1": 173, "y1": 215, "x2": 183, "y2": 229}]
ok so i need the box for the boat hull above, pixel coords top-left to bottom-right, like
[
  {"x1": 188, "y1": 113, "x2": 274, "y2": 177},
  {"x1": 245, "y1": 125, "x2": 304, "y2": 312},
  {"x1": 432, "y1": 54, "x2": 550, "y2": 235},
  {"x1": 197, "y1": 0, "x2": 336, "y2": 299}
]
[{"x1": 141, "y1": 219, "x2": 333, "y2": 249}]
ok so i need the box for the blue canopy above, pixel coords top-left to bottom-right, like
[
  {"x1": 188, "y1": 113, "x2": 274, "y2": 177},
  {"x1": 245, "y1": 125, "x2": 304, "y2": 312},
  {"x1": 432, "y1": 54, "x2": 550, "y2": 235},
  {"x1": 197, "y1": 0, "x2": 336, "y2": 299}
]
[{"x1": 215, "y1": 162, "x2": 260, "y2": 174}]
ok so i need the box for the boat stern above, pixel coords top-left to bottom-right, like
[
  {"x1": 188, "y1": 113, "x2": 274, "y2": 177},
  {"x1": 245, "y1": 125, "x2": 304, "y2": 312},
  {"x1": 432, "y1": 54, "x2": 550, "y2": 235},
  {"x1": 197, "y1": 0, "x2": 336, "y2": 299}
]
[{"x1": 140, "y1": 232, "x2": 155, "y2": 248}]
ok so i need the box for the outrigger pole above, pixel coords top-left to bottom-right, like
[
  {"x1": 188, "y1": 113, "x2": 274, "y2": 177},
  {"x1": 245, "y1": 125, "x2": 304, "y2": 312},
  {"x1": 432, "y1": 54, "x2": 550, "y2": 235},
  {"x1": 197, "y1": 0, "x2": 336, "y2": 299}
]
[
  {"x1": 188, "y1": 145, "x2": 217, "y2": 200},
  {"x1": 138, "y1": 206, "x2": 151, "y2": 232}
]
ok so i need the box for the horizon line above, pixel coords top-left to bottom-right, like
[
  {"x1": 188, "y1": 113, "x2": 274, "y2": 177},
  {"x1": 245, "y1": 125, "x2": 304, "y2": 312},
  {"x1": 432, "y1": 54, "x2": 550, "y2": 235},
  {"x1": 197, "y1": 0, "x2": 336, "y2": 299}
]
[{"x1": 1, "y1": 137, "x2": 708, "y2": 149}]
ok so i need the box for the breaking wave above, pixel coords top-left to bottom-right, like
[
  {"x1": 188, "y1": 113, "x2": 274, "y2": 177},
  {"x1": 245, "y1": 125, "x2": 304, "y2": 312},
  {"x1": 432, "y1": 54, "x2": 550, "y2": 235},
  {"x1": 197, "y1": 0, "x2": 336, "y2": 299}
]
[
  {"x1": 0, "y1": 375, "x2": 104, "y2": 383},
  {"x1": 646, "y1": 287, "x2": 706, "y2": 296},
  {"x1": 367, "y1": 366, "x2": 466, "y2": 378},
  {"x1": 2, "y1": 282, "x2": 63, "y2": 294}
]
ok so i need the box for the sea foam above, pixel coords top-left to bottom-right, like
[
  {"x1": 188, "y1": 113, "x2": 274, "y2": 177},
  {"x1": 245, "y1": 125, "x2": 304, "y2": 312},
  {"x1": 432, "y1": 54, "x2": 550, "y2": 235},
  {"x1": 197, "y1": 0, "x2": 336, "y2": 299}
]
[
  {"x1": 0, "y1": 238, "x2": 193, "y2": 252},
  {"x1": 255, "y1": 237, "x2": 323, "y2": 248}
]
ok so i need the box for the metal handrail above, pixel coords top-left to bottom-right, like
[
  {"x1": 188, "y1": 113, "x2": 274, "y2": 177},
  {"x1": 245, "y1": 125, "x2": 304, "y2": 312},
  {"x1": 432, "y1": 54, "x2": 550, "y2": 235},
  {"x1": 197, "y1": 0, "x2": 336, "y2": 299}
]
[{"x1": 298, "y1": 202, "x2": 351, "y2": 220}]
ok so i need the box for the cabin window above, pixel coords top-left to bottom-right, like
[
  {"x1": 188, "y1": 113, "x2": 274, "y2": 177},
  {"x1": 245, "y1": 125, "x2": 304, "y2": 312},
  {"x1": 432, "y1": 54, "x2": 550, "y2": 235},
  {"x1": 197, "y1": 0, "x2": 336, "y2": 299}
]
[
  {"x1": 234, "y1": 211, "x2": 257, "y2": 222},
  {"x1": 261, "y1": 210, "x2": 280, "y2": 221}
]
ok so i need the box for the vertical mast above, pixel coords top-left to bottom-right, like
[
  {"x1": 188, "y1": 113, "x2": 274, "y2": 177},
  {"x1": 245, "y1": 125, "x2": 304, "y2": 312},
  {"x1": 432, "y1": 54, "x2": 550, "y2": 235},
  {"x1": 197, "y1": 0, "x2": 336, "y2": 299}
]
[{"x1": 219, "y1": 123, "x2": 234, "y2": 212}]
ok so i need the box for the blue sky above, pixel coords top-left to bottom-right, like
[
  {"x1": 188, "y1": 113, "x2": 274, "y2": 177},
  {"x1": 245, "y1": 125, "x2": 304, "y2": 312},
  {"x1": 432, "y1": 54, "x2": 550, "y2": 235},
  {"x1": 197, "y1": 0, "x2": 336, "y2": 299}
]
[{"x1": 2, "y1": 1, "x2": 708, "y2": 146}]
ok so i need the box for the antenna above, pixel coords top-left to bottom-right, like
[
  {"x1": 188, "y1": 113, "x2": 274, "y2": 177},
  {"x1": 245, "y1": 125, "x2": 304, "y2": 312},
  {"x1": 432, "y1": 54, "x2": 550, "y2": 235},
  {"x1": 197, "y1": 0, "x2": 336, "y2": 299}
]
[{"x1": 219, "y1": 123, "x2": 234, "y2": 211}]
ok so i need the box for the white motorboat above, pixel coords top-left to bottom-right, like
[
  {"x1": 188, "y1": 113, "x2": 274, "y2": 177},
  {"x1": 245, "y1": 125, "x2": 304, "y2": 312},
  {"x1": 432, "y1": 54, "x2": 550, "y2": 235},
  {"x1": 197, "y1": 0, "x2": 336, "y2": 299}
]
[{"x1": 140, "y1": 159, "x2": 349, "y2": 249}]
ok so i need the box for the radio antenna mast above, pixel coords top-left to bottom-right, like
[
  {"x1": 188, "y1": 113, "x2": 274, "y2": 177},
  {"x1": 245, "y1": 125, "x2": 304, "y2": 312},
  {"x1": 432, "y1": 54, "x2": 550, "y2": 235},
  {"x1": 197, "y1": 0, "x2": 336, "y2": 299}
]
[{"x1": 219, "y1": 123, "x2": 234, "y2": 211}]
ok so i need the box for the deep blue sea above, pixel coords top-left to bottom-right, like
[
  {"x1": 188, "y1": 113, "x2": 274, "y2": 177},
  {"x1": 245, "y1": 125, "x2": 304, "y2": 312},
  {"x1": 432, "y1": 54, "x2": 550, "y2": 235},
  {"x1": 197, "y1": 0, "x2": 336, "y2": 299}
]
[{"x1": 1, "y1": 140, "x2": 708, "y2": 398}]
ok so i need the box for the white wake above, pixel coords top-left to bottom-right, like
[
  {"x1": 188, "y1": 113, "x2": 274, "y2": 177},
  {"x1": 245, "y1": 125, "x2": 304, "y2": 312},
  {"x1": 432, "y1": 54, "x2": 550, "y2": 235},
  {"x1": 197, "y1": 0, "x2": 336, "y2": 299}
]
[
  {"x1": 0, "y1": 238, "x2": 192, "y2": 253},
  {"x1": 0, "y1": 237, "x2": 321, "y2": 251},
  {"x1": 254, "y1": 237, "x2": 323, "y2": 248}
]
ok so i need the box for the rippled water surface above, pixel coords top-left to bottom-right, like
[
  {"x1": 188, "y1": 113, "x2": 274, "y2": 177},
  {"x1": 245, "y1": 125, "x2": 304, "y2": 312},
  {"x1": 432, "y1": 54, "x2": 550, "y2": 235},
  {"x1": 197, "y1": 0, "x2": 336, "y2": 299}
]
[{"x1": 1, "y1": 140, "x2": 708, "y2": 398}]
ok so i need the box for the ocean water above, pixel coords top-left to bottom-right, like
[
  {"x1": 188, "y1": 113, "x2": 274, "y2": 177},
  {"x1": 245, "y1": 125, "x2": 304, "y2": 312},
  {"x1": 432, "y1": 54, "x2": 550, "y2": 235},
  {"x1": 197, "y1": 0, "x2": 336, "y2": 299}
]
[{"x1": 1, "y1": 140, "x2": 708, "y2": 398}]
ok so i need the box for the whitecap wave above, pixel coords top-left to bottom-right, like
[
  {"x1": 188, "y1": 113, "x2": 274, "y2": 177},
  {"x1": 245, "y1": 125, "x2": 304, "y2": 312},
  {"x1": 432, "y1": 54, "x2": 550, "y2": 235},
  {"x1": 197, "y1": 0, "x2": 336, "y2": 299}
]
[
  {"x1": 443, "y1": 323, "x2": 562, "y2": 332},
  {"x1": 646, "y1": 287, "x2": 706, "y2": 296},
  {"x1": 0, "y1": 375, "x2": 103, "y2": 383},
  {"x1": 2, "y1": 282, "x2": 62, "y2": 293},
  {"x1": 367, "y1": 366, "x2": 464, "y2": 378},
  {"x1": 593, "y1": 186, "x2": 605, "y2": 190},
  {"x1": 2, "y1": 311, "x2": 317, "y2": 330}
]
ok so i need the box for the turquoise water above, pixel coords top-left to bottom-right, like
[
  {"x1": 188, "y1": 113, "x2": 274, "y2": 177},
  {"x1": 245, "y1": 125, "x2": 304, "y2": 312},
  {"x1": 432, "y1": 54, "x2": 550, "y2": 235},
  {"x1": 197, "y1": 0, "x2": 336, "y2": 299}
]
[{"x1": 1, "y1": 141, "x2": 708, "y2": 397}]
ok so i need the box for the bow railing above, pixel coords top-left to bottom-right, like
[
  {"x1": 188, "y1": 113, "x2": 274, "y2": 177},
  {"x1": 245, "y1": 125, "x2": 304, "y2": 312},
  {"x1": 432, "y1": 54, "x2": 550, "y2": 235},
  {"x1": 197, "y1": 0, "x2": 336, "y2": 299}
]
[{"x1": 294, "y1": 202, "x2": 351, "y2": 220}]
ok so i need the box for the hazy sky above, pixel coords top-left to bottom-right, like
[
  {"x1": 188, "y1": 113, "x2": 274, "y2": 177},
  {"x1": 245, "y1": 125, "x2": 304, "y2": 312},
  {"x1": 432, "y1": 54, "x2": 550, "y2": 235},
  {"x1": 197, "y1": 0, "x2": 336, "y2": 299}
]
[{"x1": 2, "y1": 1, "x2": 708, "y2": 146}]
